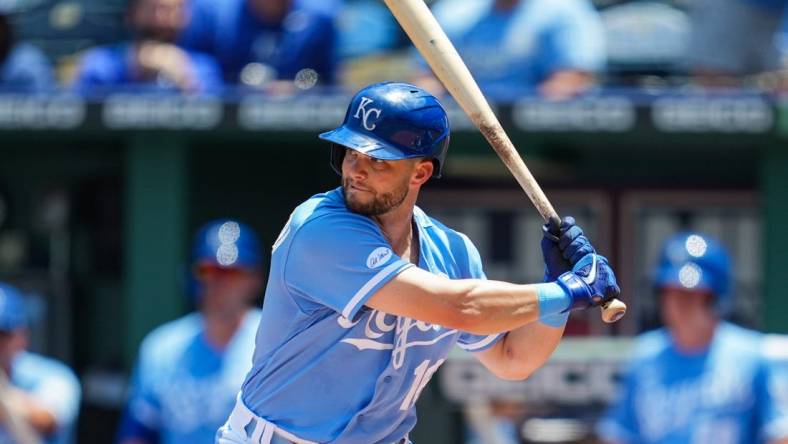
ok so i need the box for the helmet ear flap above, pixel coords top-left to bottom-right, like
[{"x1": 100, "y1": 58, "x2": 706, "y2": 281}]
[{"x1": 330, "y1": 144, "x2": 346, "y2": 176}]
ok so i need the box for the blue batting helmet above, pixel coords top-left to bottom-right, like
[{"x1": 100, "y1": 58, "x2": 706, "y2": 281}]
[
  {"x1": 192, "y1": 219, "x2": 262, "y2": 270},
  {"x1": 654, "y1": 231, "x2": 732, "y2": 312},
  {"x1": 0, "y1": 282, "x2": 27, "y2": 331},
  {"x1": 319, "y1": 82, "x2": 451, "y2": 178}
]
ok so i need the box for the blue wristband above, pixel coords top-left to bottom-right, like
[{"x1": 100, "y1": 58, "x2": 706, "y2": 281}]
[{"x1": 536, "y1": 282, "x2": 571, "y2": 327}]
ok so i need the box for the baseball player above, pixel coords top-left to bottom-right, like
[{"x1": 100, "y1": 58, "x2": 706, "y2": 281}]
[
  {"x1": 597, "y1": 232, "x2": 788, "y2": 444},
  {"x1": 116, "y1": 220, "x2": 264, "y2": 444},
  {"x1": 216, "y1": 82, "x2": 620, "y2": 444},
  {"x1": 0, "y1": 282, "x2": 81, "y2": 444}
]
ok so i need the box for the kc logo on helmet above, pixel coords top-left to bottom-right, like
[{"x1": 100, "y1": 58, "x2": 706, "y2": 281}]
[{"x1": 354, "y1": 97, "x2": 382, "y2": 131}]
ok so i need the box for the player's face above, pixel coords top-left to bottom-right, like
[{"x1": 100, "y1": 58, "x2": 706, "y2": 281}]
[
  {"x1": 341, "y1": 149, "x2": 421, "y2": 216},
  {"x1": 660, "y1": 287, "x2": 715, "y2": 332},
  {"x1": 248, "y1": 0, "x2": 292, "y2": 22},
  {"x1": 197, "y1": 265, "x2": 262, "y2": 314},
  {"x1": 130, "y1": 0, "x2": 188, "y2": 42}
]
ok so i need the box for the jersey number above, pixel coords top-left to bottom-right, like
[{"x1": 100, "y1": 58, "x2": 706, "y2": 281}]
[{"x1": 400, "y1": 359, "x2": 444, "y2": 411}]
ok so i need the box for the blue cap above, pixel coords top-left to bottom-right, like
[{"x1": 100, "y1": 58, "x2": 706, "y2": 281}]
[
  {"x1": 654, "y1": 231, "x2": 732, "y2": 312},
  {"x1": 0, "y1": 282, "x2": 27, "y2": 331},
  {"x1": 191, "y1": 219, "x2": 262, "y2": 269},
  {"x1": 320, "y1": 82, "x2": 450, "y2": 178}
]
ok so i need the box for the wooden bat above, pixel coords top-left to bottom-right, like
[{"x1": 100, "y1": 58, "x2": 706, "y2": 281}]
[{"x1": 383, "y1": 0, "x2": 627, "y2": 323}]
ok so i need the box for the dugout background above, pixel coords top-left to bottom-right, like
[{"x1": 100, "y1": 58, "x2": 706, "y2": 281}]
[{"x1": 0, "y1": 93, "x2": 786, "y2": 443}]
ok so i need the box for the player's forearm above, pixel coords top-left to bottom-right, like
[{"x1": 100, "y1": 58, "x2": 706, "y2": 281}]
[
  {"x1": 368, "y1": 268, "x2": 569, "y2": 334},
  {"x1": 449, "y1": 279, "x2": 550, "y2": 335}
]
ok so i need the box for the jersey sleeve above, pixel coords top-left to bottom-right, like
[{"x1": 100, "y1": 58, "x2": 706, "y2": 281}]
[
  {"x1": 25, "y1": 362, "x2": 81, "y2": 430},
  {"x1": 284, "y1": 213, "x2": 414, "y2": 320},
  {"x1": 540, "y1": 0, "x2": 606, "y2": 74},
  {"x1": 190, "y1": 52, "x2": 225, "y2": 94},
  {"x1": 71, "y1": 47, "x2": 123, "y2": 93},
  {"x1": 596, "y1": 363, "x2": 639, "y2": 444},
  {"x1": 760, "y1": 335, "x2": 788, "y2": 441},
  {"x1": 117, "y1": 338, "x2": 163, "y2": 440},
  {"x1": 455, "y1": 233, "x2": 504, "y2": 352}
]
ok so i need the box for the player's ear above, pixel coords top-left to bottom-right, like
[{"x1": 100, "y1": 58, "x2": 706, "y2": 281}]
[{"x1": 411, "y1": 159, "x2": 433, "y2": 185}]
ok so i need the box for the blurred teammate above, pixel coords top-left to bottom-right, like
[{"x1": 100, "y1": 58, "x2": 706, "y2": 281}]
[
  {"x1": 116, "y1": 220, "x2": 263, "y2": 444},
  {"x1": 414, "y1": 0, "x2": 605, "y2": 99},
  {"x1": 73, "y1": 0, "x2": 222, "y2": 94},
  {"x1": 179, "y1": 0, "x2": 336, "y2": 89},
  {"x1": 216, "y1": 81, "x2": 620, "y2": 444},
  {"x1": 0, "y1": 6, "x2": 53, "y2": 91},
  {"x1": 687, "y1": 0, "x2": 788, "y2": 85},
  {"x1": 0, "y1": 283, "x2": 81, "y2": 444},
  {"x1": 597, "y1": 232, "x2": 788, "y2": 444}
]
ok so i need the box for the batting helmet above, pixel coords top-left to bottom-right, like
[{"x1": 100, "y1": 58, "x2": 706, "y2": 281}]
[
  {"x1": 654, "y1": 231, "x2": 732, "y2": 312},
  {"x1": 319, "y1": 82, "x2": 451, "y2": 178},
  {"x1": 192, "y1": 219, "x2": 262, "y2": 270},
  {"x1": 0, "y1": 282, "x2": 27, "y2": 332}
]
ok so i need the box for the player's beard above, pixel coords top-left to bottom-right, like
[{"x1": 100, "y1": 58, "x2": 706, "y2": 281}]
[{"x1": 343, "y1": 176, "x2": 410, "y2": 216}]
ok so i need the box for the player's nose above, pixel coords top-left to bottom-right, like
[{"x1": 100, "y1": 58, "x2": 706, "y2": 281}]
[{"x1": 346, "y1": 155, "x2": 369, "y2": 180}]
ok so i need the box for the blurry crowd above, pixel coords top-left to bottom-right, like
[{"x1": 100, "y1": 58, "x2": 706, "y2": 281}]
[{"x1": 1, "y1": 0, "x2": 788, "y2": 99}]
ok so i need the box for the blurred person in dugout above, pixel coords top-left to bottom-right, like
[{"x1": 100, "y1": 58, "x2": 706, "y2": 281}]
[
  {"x1": 0, "y1": 283, "x2": 81, "y2": 444},
  {"x1": 71, "y1": 0, "x2": 222, "y2": 94},
  {"x1": 464, "y1": 400, "x2": 524, "y2": 444},
  {"x1": 178, "y1": 0, "x2": 336, "y2": 91},
  {"x1": 115, "y1": 220, "x2": 263, "y2": 444},
  {"x1": 412, "y1": 0, "x2": 606, "y2": 100},
  {"x1": 686, "y1": 0, "x2": 788, "y2": 86},
  {"x1": 0, "y1": 5, "x2": 53, "y2": 91},
  {"x1": 597, "y1": 232, "x2": 788, "y2": 444}
]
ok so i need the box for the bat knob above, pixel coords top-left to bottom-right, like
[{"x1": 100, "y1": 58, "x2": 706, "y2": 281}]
[{"x1": 601, "y1": 298, "x2": 627, "y2": 323}]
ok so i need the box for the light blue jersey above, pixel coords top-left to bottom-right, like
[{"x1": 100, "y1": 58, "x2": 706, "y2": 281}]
[
  {"x1": 239, "y1": 188, "x2": 502, "y2": 443},
  {"x1": 764, "y1": 335, "x2": 788, "y2": 439},
  {"x1": 427, "y1": 0, "x2": 605, "y2": 98},
  {"x1": 598, "y1": 322, "x2": 788, "y2": 444},
  {"x1": 1, "y1": 352, "x2": 81, "y2": 444},
  {"x1": 120, "y1": 310, "x2": 260, "y2": 444}
]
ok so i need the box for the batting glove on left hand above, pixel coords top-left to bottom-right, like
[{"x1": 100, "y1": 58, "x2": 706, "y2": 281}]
[
  {"x1": 556, "y1": 253, "x2": 620, "y2": 311},
  {"x1": 541, "y1": 216, "x2": 596, "y2": 282}
]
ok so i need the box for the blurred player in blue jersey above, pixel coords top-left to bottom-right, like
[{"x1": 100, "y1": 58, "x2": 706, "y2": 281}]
[
  {"x1": 178, "y1": 0, "x2": 336, "y2": 88},
  {"x1": 73, "y1": 0, "x2": 222, "y2": 95},
  {"x1": 0, "y1": 282, "x2": 81, "y2": 444},
  {"x1": 413, "y1": 0, "x2": 605, "y2": 100},
  {"x1": 216, "y1": 81, "x2": 621, "y2": 444},
  {"x1": 116, "y1": 220, "x2": 263, "y2": 444},
  {"x1": 764, "y1": 334, "x2": 788, "y2": 439},
  {"x1": 597, "y1": 232, "x2": 788, "y2": 444},
  {"x1": 0, "y1": 5, "x2": 54, "y2": 92}
]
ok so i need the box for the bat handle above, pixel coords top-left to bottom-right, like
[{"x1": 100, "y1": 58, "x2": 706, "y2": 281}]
[{"x1": 544, "y1": 210, "x2": 627, "y2": 324}]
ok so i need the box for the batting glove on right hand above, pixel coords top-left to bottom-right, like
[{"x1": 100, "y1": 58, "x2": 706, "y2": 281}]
[
  {"x1": 541, "y1": 216, "x2": 596, "y2": 282},
  {"x1": 556, "y1": 253, "x2": 620, "y2": 311}
]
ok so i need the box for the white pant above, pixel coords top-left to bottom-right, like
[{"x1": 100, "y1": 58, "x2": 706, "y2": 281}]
[
  {"x1": 216, "y1": 394, "x2": 412, "y2": 444},
  {"x1": 216, "y1": 394, "x2": 316, "y2": 444}
]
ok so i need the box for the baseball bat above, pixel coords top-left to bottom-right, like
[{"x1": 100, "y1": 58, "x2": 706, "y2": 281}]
[{"x1": 383, "y1": 0, "x2": 626, "y2": 323}]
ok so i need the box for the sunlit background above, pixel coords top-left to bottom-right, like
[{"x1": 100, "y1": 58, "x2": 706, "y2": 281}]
[{"x1": 0, "y1": 0, "x2": 787, "y2": 443}]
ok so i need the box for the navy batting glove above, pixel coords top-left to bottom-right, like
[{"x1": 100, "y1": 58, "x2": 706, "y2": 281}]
[
  {"x1": 556, "y1": 253, "x2": 620, "y2": 311},
  {"x1": 541, "y1": 216, "x2": 595, "y2": 282}
]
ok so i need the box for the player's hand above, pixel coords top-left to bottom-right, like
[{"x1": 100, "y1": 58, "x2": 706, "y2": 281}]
[
  {"x1": 556, "y1": 253, "x2": 620, "y2": 311},
  {"x1": 541, "y1": 216, "x2": 595, "y2": 281},
  {"x1": 136, "y1": 41, "x2": 197, "y2": 92}
]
